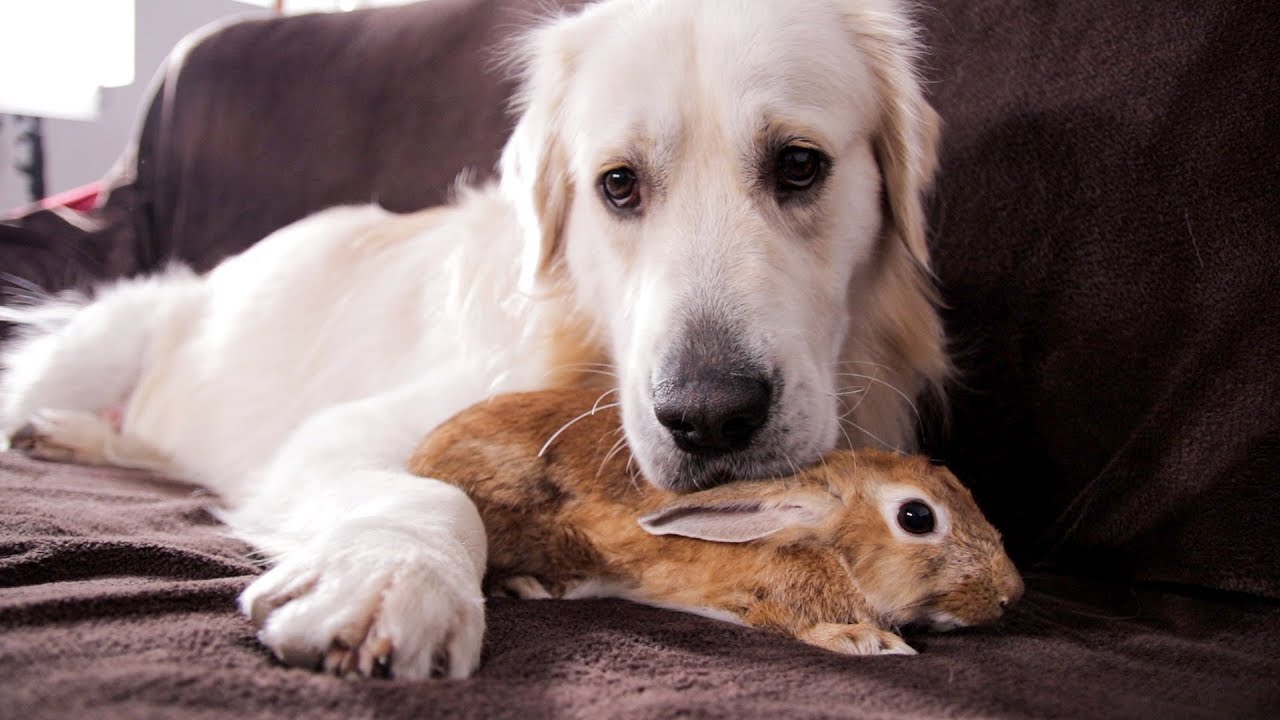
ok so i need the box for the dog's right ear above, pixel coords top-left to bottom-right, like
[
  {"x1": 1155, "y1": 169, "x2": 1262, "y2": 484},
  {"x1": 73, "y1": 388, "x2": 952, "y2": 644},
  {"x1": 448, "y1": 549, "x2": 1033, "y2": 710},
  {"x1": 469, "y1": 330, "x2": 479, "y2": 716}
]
[{"x1": 500, "y1": 18, "x2": 580, "y2": 296}]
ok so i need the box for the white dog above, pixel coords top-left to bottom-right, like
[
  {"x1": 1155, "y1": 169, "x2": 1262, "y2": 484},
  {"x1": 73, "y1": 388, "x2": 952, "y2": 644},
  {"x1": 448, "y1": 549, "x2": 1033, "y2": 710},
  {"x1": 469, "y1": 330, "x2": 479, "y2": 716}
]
[{"x1": 0, "y1": 0, "x2": 945, "y2": 679}]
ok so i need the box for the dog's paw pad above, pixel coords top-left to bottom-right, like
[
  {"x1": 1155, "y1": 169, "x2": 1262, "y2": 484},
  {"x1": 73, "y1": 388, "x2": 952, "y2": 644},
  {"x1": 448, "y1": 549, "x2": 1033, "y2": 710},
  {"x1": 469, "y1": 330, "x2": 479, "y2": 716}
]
[
  {"x1": 240, "y1": 533, "x2": 485, "y2": 680},
  {"x1": 7, "y1": 411, "x2": 100, "y2": 462},
  {"x1": 8, "y1": 422, "x2": 40, "y2": 452}
]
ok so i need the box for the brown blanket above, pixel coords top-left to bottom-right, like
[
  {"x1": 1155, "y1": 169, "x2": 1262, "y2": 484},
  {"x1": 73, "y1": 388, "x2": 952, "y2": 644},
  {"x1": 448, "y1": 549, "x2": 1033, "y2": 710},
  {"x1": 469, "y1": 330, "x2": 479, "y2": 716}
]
[{"x1": 3, "y1": 452, "x2": 1277, "y2": 719}]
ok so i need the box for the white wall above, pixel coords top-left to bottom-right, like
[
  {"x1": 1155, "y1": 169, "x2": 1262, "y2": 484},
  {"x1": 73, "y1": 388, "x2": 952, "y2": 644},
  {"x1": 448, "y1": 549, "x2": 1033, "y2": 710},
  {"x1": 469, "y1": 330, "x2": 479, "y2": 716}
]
[
  {"x1": 1, "y1": 0, "x2": 270, "y2": 212},
  {"x1": 0, "y1": 119, "x2": 28, "y2": 211}
]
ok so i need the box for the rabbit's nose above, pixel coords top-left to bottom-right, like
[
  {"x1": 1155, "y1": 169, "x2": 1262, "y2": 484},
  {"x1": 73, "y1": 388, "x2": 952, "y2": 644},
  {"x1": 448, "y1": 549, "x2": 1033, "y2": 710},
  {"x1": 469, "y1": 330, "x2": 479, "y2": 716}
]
[{"x1": 997, "y1": 567, "x2": 1025, "y2": 610}]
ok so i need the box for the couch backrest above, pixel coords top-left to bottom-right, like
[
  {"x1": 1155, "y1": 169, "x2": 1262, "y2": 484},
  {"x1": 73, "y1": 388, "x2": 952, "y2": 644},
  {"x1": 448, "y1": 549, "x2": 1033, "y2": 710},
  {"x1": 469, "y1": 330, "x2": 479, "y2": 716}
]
[
  {"x1": 134, "y1": 0, "x2": 546, "y2": 271},
  {"x1": 919, "y1": 0, "x2": 1279, "y2": 599}
]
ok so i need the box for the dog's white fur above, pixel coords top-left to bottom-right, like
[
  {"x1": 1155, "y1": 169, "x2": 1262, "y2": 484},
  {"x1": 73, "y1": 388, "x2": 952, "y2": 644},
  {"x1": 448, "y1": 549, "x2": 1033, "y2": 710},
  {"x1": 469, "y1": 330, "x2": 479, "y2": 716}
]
[{"x1": 0, "y1": 0, "x2": 944, "y2": 679}]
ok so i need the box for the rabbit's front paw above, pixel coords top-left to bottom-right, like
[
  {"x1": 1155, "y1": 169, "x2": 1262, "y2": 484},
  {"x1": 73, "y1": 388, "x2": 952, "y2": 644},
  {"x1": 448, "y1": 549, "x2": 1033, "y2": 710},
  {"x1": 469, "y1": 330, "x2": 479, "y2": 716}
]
[
  {"x1": 494, "y1": 575, "x2": 554, "y2": 599},
  {"x1": 798, "y1": 622, "x2": 917, "y2": 656}
]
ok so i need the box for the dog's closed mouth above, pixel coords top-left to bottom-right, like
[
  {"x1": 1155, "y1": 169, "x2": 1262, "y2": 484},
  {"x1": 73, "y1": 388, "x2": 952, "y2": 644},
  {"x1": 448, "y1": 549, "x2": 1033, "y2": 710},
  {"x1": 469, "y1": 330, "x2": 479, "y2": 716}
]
[
  {"x1": 682, "y1": 468, "x2": 736, "y2": 490},
  {"x1": 668, "y1": 446, "x2": 800, "y2": 491}
]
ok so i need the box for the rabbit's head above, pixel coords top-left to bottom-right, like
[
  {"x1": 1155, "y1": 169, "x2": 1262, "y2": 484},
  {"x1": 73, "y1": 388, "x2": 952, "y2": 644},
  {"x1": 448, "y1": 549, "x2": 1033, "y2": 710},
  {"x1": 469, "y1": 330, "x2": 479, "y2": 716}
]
[
  {"x1": 823, "y1": 451, "x2": 1023, "y2": 629},
  {"x1": 639, "y1": 449, "x2": 1022, "y2": 629}
]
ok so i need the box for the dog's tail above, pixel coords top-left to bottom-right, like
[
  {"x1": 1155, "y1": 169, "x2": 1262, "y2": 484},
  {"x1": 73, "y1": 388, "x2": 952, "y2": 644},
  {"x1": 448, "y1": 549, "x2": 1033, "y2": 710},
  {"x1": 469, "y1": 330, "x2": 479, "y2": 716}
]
[
  {"x1": 0, "y1": 266, "x2": 200, "y2": 443},
  {"x1": 0, "y1": 294, "x2": 85, "y2": 330}
]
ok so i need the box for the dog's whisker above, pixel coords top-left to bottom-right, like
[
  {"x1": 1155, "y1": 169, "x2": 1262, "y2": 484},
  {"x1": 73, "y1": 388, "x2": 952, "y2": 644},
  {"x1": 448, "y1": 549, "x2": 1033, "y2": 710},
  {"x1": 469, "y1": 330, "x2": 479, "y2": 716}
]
[
  {"x1": 539, "y1": 402, "x2": 621, "y2": 457},
  {"x1": 597, "y1": 433, "x2": 630, "y2": 479},
  {"x1": 845, "y1": 383, "x2": 874, "y2": 416},
  {"x1": 839, "y1": 418, "x2": 902, "y2": 453},
  {"x1": 783, "y1": 452, "x2": 801, "y2": 479},
  {"x1": 553, "y1": 361, "x2": 619, "y2": 372},
  {"x1": 835, "y1": 359, "x2": 895, "y2": 372},
  {"x1": 578, "y1": 369, "x2": 620, "y2": 378},
  {"x1": 815, "y1": 451, "x2": 834, "y2": 480},
  {"x1": 835, "y1": 382, "x2": 874, "y2": 419},
  {"x1": 540, "y1": 362, "x2": 620, "y2": 383},
  {"x1": 835, "y1": 417, "x2": 857, "y2": 451},
  {"x1": 834, "y1": 371, "x2": 922, "y2": 427},
  {"x1": 591, "y1": 388, "x2": 620, "y2": 413},
  {"x1": 624, "y1": 452, "x2": 643, "y2": 491},
  {"x1": 544, "y1": 368, "x2": 619, "y2": 382}
]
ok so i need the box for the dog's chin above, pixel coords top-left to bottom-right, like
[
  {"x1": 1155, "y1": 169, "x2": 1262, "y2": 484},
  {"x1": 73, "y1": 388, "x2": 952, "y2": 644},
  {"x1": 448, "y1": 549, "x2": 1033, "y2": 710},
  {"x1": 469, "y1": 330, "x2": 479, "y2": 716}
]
[
  {"x1": 672, "y1": 453, "x2": 792, "y2": 490},
  {"x1": 630, "y1": 426, "x2": 826, "y2": 492}
]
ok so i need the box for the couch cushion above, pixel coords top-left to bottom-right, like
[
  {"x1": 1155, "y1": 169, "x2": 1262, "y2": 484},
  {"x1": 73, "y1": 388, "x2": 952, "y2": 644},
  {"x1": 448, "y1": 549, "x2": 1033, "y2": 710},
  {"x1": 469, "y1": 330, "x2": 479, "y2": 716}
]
[{"x1": 920, "y1": 0, "x2": 1280, "y2": 599}]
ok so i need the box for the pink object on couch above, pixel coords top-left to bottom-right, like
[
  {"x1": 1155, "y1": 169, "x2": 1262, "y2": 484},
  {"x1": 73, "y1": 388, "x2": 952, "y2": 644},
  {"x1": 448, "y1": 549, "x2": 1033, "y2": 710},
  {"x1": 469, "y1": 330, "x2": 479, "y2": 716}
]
[{"x1": 37, "y1": 181, "x2": 101, "y2": 212}]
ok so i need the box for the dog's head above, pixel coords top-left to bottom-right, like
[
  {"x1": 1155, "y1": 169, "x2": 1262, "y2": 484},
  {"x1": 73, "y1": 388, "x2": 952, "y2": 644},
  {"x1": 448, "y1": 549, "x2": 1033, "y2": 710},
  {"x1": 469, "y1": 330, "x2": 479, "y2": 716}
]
[{"x1": 501, "y1": 0, "x2": 945, "y2": 490}]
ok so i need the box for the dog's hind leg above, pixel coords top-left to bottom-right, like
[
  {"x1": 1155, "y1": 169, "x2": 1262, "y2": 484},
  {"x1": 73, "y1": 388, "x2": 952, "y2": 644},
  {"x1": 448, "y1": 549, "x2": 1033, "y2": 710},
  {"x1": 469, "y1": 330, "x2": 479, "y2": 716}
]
[
  {"x1": 0, "y1": 267, "x2": 199, "y2": 470},
  {"x1": 9, "y1": 408, "x2": 172, "y2": 471}
]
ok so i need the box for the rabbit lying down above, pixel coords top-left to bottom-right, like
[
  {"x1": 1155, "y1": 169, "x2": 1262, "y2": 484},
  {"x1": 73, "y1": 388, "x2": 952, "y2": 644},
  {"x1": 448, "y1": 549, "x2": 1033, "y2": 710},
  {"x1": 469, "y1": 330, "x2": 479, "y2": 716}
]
[{"x1": 408, "y1": 389, "x2": 1023, "y2": 656}]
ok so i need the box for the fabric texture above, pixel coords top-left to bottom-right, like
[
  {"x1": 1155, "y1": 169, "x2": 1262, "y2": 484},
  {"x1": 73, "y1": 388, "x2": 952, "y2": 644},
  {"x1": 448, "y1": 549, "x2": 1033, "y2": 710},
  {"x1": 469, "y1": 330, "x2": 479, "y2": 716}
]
[
  {"x1": 2, "y1": 453, "x2": 1277, "y2": 719},
  {"x1": 1, "y1": 0, "x2": 1278, "y2": 717},
  {"x1": 919, "y1": 0, "x2": 1280, "y2": 600}
]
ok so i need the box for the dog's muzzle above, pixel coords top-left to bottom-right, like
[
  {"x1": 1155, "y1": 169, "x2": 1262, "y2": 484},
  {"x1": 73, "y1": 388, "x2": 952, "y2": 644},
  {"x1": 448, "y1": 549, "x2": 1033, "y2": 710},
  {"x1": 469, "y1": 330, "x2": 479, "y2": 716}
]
[{"x1": 650, "y1": 320, "x2": 774, "y2": 458}]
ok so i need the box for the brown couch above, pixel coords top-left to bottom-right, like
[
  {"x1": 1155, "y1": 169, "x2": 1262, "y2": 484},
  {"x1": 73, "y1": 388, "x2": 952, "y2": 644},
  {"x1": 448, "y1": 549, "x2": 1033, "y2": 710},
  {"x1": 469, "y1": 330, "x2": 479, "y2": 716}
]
[{"x1": 2, "y1": 1, "x2": 1278, "y2": 717}]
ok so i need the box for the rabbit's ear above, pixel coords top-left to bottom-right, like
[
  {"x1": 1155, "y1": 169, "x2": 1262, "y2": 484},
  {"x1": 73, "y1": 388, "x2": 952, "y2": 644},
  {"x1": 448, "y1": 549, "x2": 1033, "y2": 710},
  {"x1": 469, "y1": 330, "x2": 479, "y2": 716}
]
[{"x1": 639, "y1": 488, "x2": 838, "y2": 543}]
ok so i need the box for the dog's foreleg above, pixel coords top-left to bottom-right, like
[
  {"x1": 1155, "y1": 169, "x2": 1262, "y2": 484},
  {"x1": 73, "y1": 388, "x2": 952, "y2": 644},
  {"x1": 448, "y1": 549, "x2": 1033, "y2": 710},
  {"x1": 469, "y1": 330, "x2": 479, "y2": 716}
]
[{"x1": 221, "y1": 375, "x2": 496, "y2": 680}]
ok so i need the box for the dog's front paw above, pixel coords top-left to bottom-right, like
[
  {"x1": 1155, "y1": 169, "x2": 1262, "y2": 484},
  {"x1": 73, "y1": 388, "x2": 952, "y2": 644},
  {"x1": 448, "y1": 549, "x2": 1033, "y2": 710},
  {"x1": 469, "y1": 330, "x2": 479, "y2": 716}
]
[
  {"x1": 241, "y1": 528, "x2": 485, "y2": 679},
  {"x1": 798, "y1": 622, "x2": 917, "y2": 656}
]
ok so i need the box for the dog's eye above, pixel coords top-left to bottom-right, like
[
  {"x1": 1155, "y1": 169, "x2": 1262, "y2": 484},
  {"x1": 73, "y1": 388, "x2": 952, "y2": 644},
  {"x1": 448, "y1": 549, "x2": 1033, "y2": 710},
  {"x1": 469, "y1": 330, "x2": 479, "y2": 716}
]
[
  {"x1": 776, "y1": 146, "x2": 823, "y2": 192},
  {"x1": 897, "y1": 500, "x2": 936, "y2": 535},
  {"x1": 601, "y1": 167, "x2": 641, "y2": 211}
]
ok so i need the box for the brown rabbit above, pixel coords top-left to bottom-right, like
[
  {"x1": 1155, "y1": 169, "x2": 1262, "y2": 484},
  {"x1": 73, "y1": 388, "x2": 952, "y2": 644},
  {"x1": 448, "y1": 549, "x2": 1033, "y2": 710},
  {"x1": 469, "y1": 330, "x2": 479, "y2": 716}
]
[{"x1": 408, "y1": 389, "x2": 1023, "y2": 656}]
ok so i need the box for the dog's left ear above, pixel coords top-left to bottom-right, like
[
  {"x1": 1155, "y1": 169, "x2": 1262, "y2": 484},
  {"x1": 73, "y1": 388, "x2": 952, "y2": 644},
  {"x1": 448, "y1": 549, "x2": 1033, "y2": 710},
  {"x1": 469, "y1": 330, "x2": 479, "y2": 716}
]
[
  {"x1": 839, "y1": 1, "x2": 951, "y2": 410},
  {"x1": 843, "y1": 0, "x2": 941, "y2": 270},
  {"x1": 500, "y1": 18, "x2": 581, "y2": 295}
]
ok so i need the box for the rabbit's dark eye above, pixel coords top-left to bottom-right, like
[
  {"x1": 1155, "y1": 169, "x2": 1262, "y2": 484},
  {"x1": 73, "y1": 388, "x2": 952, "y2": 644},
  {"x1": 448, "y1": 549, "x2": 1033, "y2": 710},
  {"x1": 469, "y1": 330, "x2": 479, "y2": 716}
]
[{"x1": 897, "y1": 500, "x2": 935, "y2": 535}]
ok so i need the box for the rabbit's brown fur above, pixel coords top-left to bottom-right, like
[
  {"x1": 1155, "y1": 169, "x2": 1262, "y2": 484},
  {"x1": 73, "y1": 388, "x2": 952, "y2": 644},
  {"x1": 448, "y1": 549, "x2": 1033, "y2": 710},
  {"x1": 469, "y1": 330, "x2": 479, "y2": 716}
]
[{"x1": 408, "y1": 390, "x2": 1022, "y2": 655}]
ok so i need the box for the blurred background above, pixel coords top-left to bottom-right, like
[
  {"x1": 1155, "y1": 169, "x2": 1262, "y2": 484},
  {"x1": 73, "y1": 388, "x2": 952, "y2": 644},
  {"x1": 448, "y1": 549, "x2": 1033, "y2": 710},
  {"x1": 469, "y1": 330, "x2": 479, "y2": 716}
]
[{"x1": 0, "y1": 0, "x2": 420, "y2": 212}]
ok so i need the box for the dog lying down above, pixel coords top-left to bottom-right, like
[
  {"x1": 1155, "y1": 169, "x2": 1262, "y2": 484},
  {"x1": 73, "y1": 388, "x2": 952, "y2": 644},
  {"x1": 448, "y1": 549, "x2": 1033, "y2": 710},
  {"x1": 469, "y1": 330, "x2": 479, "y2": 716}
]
[
  {"x1": 1, "y1": 0, "x2": 952, "y2": 679},
  {"x1": 410, "y1": 389, "x2": 1023, "y2": 657}
]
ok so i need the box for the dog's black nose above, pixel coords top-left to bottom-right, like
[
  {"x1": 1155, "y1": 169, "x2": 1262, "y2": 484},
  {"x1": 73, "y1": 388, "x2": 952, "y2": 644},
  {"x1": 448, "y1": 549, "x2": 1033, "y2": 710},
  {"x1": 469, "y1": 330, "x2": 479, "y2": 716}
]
[{"x1": 653, "y1": 375, "x2": 772, "y2": 455}]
